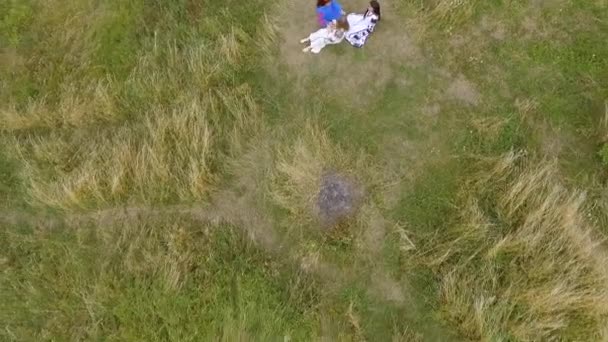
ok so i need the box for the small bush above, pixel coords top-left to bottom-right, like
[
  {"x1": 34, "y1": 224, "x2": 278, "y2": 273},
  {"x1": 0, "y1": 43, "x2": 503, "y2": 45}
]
[
  {"x1": 270, "y1": 124, "x2": 372, "y2": 229},
  {"x1": 271, "y1": 123, "x2": 351, "y2": 224}
]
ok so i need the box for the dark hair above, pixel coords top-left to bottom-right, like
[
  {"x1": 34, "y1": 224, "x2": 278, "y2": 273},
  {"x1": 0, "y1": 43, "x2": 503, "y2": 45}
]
[
  {"x1": 336, "y1": 17, "x2": 349, "y2": 31},
  {"x1": 317, "y1": 0, "x2": 330, "y2": 7},
  {"x1": 369, "y1": 0, "x2": 381, "y2": 20}
]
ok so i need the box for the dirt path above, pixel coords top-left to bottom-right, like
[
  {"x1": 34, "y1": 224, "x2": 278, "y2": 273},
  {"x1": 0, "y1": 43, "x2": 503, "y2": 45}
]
[
  {"x1": 0, "y1": 195, "x2": 280, "y2": 252},
  {"x1": 0, "y1": 191, "x2": 391, "y2": 301}
]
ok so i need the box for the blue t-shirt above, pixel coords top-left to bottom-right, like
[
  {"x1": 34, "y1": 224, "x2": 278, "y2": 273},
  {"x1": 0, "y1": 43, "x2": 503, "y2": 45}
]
[{"x1": 316, "y1": 1, "x2": 343, "y2": 26}]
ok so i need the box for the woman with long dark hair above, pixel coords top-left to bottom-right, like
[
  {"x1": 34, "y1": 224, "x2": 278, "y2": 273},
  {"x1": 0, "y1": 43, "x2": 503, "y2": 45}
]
[
  {"x1": 344, "y1": 0, "x2": 381, "y2": 48},
  {"x1": 316, "y1": 0, "x2": 344, "y2": 27},
  {"x1": 367, "y1": 0, "x2": 381, "y2": 21}
]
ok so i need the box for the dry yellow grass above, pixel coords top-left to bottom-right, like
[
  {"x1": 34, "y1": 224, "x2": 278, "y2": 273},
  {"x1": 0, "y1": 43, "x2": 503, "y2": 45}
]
[
  {"x1": 423, "y1": 152, "x2": 608, "y2": 340},
  {"x1": 1, "y1": 0, "x2": 263, "y2": 209},
  {"x1": 10, "y1": 99, "x2": 215, "y2": 208},
  {"x1": 0, "y1": 81, "x2": 118, "y2": 131},
  {"x1": 470, "y1": 116, "x2": 509, "y2": 140},
  {"x1": 6, "y1": 80, "x2": 260, "y2": 210}
]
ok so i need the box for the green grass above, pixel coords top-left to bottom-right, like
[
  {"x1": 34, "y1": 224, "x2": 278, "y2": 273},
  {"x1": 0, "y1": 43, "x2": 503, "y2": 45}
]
[
  {"x1": 2, "y1": 0, "x2": 608, "y2": 339},
  {"x1": 0, "y1": 149, "x2": 23, "y2": 208},
  {"x1": 1, "y1": 218, "x2": 319, "y2": 340},
  {"x1": 394, "y1": 159, "x2": 463, "y2": 234}
]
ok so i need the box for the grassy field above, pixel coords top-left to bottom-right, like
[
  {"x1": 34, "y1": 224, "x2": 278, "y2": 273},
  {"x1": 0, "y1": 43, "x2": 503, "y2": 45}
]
[{"x1": 2, "y1": 0, "x2": 608, "y2": 340}]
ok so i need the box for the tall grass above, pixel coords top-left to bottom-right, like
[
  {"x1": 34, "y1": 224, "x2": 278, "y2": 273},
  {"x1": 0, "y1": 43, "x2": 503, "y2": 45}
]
[
  {"x1": 1, "y1": 0, "x2": 267, "y2": 209},
  {"x1": 422, "y1": 152, "x2": 608, "y2": 340},
  {"x1": 10, "y1": 100, "x2": 217, "y2": 208}
]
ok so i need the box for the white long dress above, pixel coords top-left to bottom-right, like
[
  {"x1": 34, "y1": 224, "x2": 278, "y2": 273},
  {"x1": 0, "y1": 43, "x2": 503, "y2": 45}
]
[
  {"x1": 345, "y1": 11, "x2": 378, "y2": 47},
  {"x1": 307, "y1": 27, "x2": 345, "y2": 54}
]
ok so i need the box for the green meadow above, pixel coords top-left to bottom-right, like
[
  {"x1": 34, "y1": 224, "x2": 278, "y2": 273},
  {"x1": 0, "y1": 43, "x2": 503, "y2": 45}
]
[{"x1": 2, "y1": 0, "x2": 608, "y2": 340}]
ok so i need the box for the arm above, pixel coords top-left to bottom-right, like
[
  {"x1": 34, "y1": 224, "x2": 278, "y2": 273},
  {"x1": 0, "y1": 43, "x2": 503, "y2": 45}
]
[{"x1": 317, "y1": 12, "x2": 327, "y2": 26}]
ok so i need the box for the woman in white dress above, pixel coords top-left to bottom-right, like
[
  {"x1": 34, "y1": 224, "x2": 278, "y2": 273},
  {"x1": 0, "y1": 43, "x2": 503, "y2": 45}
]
[
  {"x1": 300, "y1": 18, "x2": 350, "y2": 54},
  {"x1": 345, "y1": 0, "x2": 381, "y2": 48}
]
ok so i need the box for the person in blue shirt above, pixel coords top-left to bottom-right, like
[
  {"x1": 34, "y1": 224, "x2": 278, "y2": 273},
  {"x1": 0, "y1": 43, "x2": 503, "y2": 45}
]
[{"x1": 316, "y1": 0, "x2": 344, "y2": 27}]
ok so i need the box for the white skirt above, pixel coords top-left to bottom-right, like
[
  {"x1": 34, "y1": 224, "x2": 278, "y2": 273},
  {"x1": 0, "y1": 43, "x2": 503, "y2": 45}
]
[{"x1": 308, "y1": 28, "x2": 331, "y2": 53}]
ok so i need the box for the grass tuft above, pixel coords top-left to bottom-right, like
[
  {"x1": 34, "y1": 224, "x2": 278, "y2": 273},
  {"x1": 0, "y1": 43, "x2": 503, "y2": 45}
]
[
  {"x1": 270, "y1": 123, "x2": 353, "y2": 224},
  {"x1": 423, "y1": 152, "x2": 608, "y2": 340}
]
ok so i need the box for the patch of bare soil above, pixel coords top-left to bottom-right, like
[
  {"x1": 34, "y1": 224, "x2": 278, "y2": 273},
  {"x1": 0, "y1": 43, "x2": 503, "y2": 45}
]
[
  {"x1": 361, "y1": 205, "x2": 387, "y2": 253},
  {"x1": 514, "y1": 97, "x2": 575, "y2": 159},
  {"x1": 448, "y1": 34, "x2": 467, "y2": 48},
  {"x1": 520, "y1": 15, "x2": 547, "y2": 39},
  {"x1": 446, "y1": 74, "x2": 480, "y2": 106},
  {"x1": 421, "y1": 103, "x2": 442, "y2": 123},
  {"x1": 479, "y1": 15, "x2": 508, "y2": 41},
  {"x1": 317, "y1": 171, "x2": 363, "y2": 227},
  {"x1": 200, "y1": 144, "x2": 280, "y2": 251},
  {"x1": 369, "y1": 271, "x2": 407, "y2": 304}
]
